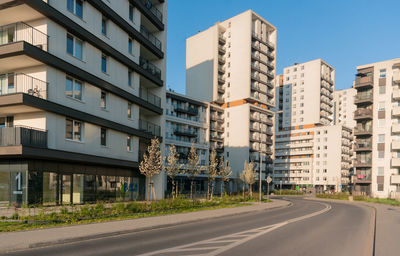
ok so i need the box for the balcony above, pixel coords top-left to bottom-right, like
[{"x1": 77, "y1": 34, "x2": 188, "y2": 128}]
[
  {"x1": 0, "y1": 22, "x2": 48, "y2": 51},
  {"x1": 0, "y1": 126, "x2": 47, "y2": 148},
  {"x1": 218, "y1": 56, "x2": 226, "y2": 64},
  {"x1": 215, "y1": 97, "x2": 225, "y2": 105},
  {"x1": 393, "y1": 124, "x2": 400, "y2": 134},
  {"x1": 0, "y1": 72, "x2": 48, "y2": 99},
  {"x1": 139, "y1": 56, "x2": 161, "y2": 80},
  {"x1": 139, "y1": 119, "x2": 161, "y2": 137},
  {"x1": 210, "y1": 134, "x2": 223, "y2": 142},
  {"x1": 354, "y1": 126, "x2": 372, "y2": 136},
  {"x1": 394, "y1": 106, "x2": 400, "y2": 117},
  {"x1": 393, "y1": 70, "x2": 400, "y2": 84},
  {"x1": 354, "y1": 160, "x2": 372, "y2": 168},
  {"x1": 392, "y1": 140, "x2": 400, "y2": 151},
  {"x1": 139, "y1": 87, "x2": 161, "y2": 108},
  {"x1": 210, "y1": 124, "x2": 224, "y2": 132},
  {"x1": 355, "y1": 175, "x2": 372, "y2": 183},
  {"x1": 218, "y1": 85, "x2": 225, "y2": 93},
  {"x1": 355, "y1": 141, "x2": 372, "y2": 151},
  {"x1": 211, "y1": 114, "x2": 224, "y2": 122},
  {"x1": 174, "y1": 106, "x2": 198, "y2": 116},
  {"x1": 354, "y1": 109, "x2": 372, "y2": 120},
  {"x1": 218, "y1": 75, "x2": 226, "y2": 84},
  {"x1": 251, "y1": 32, "x2": 275, "y2": 50},
  {"x1": 354, "y1": 92, "x2": 373, "y2": 104},
  {"x1": 266, "y1": 71, "x2": 274, "y2": 79},
  {"x1": 392, "y1": 158, "x2": 400, "y2": 167},
  {"x1": 174, "y1": 128, "x2": 197, "y2": 137},
  {"x1": 140, "y1": 25, "x2": 162, "y2": 51},
  {"x1": 266, "y1": 138, "x2": 273, "y2": 144},
  {"x1": 140, "y1": 0, "x2": 163, "y2": 24},
  {"x1": 218, "y1": 45, "x2": 226, "y2": 54},
  {"x1": 391, "y1": 175, "x2": 400, "y2": 185},
  {"x1": 218, "y1": 35, "x2": 226, "y2": 44},
  {"x1": 393, "y1": 89, "x2": 400, "y2": 100},
  {"x1": 218, "y1": 65, "x2": 225, "y2": 74},
  {"x1": 354, "y1": 75, "x2": 373, "y2": 89}
]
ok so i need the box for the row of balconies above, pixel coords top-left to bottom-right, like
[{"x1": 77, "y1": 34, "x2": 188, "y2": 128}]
[{"x1": 354, "y1": 108, "x2": 373, "y2": 120}]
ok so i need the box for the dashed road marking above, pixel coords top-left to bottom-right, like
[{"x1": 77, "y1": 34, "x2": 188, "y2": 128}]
[{"x1": 139, "y1": 202, "x2": 331, "y2": 256}]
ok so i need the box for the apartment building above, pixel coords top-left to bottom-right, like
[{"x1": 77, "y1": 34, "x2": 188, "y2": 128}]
[
  {"x1": 165, "y1": 91, "x2": 209, "y2": 194},
  {"x1": 274, "y1": 59, "x2": 352, "y2": 191},
  {"x1": 333, "y1": 88, "x2": 357, "y2": 129},
  {"x1": 353, "y1": 58, "x2": 400, "y2": 198},
  {"x1": 186, "y1": 10, "x2": 276, "y2": 183},
  {"x1": 0, "y1": 0, "x2": 166, "y2": 205}
]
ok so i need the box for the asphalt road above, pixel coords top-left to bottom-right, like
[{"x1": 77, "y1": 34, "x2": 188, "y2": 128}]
[{"x1": 2, "y1": 197, "x2": 374, "y2": 256}]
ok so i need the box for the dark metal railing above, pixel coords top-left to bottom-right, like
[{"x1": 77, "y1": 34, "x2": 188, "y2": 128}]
[
  {"x1": 0, "y1": 72, "x2": 48, "y2": 99},
  {"x1": 140, "y1": 25, "x2": 162, "y2": 50},
  {"x1": 140, "y1": 0, "x2": 163, "y2": 23},
  {"x1": 0, "y1": 22, "x2": 48, "y2": 51},
  {"x1": 139, "y1": 119, "x2": 161, "y2": 137},
  {"x1": 0, "y1": 126, "x2": 47, "y2": 148},
  {"x1": 139, "y1": 56, "x2": 161, "y2": 80},
  {"x1": 139, "y1": 87, "x2": 161, "y2": 108},
  {"x1": 174, "y1": 106, "x2": 198, "y2": 115}
]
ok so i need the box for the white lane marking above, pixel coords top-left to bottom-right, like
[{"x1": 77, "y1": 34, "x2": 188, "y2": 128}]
[{"x1": 138, "y1": 202, "x2": 331, "y2": 256}]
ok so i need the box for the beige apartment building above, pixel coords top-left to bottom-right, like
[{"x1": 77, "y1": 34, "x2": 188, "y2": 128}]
[
  {"x1": 186, "y1": 10, "x2": 276, "y2": 183},
  {"x1": 333, "y1": 88, "x2": 357, "y2": 129},
  {"x1": 0, "y1": 0, "x2": 167, "y2": 205},
  {"x1": 274, "y1": 59, "x2": 353, "y2": 192},
  {"x1": 354, "y1": 58, "x2": 400, "y2": 198}
]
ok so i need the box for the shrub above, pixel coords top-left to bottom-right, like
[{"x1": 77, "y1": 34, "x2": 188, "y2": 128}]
[
  {"x1": 273, "y1": 190, "x2": 304, "y2": 195},
  {"x1": 316, "y1": 192, "x2": 349, "y2": 200}
]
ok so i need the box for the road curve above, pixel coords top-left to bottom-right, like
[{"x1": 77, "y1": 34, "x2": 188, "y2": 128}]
[{"x1": 1, "y1": 197, "x2": 374, "y2": 256}]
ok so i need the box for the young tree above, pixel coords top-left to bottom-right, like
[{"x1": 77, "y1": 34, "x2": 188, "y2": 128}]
[
  {"x1": 165, "y1": 144, "x2": 183, "y2": 198},
  {"x1": 185, "y1": 143, "x2": 203, "y2": 199},
  {"x1": 240, "y1": 161, "x2": 256, "y2": 198},
  {"x1": 207, "y1": 149, "x2": 218, "y2": 200},
  {"x1": 139, "y1": 138, "x2": 164, "y2": 200},
  {"x1": 218, "y1": 157, "x2": 232, "y2": 197},
  {"x1": 239, "y1": 161, "x2": 248, "y2": 198}
]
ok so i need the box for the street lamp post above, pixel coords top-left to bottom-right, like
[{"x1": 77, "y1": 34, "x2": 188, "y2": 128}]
[{"x1": 259, "y1": 150, "x2": 262, "y2": 202}]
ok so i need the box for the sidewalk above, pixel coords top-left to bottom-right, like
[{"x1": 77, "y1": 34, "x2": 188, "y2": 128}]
[{"x1": 0, "y1": 199, "x2": 290, "y2": 253}]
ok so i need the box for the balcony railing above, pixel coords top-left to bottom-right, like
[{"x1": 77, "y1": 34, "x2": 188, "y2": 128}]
[
  {"x1": 251, "y1": 32, "x2": 275, "y2": 49},
  {"x1": 355, "y1": 75, "x2": 373, "y2": 87},
  {"x1": 354, "y1": 109, "x2": 372, "y2": 119},
  {"x1": 174, "y1": 128, "x2": 197, "y2": 137},
  {"x1": 174, "y1": 106, "x2": 198, "y2": 116},
  {"x1": 0, "y1": 22, "x2": 48, "y2": 51},
  {"x1": 140, "y1": 0, "x2": 163, "y2": 23},
  {"x1": 0, "y1": 126, "x2": 47, "y2": 148},
  {"x1": 0, "y1": 72, "x2": 48, "y2": 99},
  {"x1": 139, "y1": 56, "x2": 161, "y2": 80},
  {"x1": 139, "y1": 87, "x2": 161, "y2": 108},
  {"x1": 355, "y1": 126, "x2": 372, "y2": 134},
  {"x1": 139, "y1": 119, "x2": 161, "y2": 137},
  {"x1": 140, "y1": 25, "x2": 162, "y2": 50},
  {"x1": 355, "y1": 93, "x2": 373, "y2": 102}
]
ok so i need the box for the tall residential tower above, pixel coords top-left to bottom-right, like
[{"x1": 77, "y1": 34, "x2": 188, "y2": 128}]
[{"x1": 186, "y1": 10, "x2": 276, "y2": 183}]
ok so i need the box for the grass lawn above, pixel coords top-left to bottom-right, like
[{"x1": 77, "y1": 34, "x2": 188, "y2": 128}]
[{"x1": 0, "y1": 196, "x2": 269, "y2": 232}]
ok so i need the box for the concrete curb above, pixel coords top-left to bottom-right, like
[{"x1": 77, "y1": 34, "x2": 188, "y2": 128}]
[{"x1": 0, "y1": 199, "x2": 291, "y2": 253}]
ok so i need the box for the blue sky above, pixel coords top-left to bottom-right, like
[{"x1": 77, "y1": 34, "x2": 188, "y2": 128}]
[{"x1": 166, "y1": 0, "x2": 400, "y2": 94}]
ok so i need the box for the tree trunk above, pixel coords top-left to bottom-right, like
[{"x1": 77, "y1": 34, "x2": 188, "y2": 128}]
[
  {"x1": 220, "y1": 182, "x2": 223, "y2": 198},
  {"x1": 242, "y1": 182, "x2": 245, "y2": 198},
  {"x1": 147, "y1": 177, "x2": 151, "y2": 201},
  {"x1": 211, "y1": 181, "x2": 214, "y2": 200},
  {"x1": 176, "y1": 180, "x2": 179, "y2": 198},
  {"x1": 207, "y1": 181, "x2": 210, "y2": 200},
  {"x1": 172, "y1": 180, "x2": 175, "y2": 199},
  {"x1": 249, "y1": 184, "x2": 252, "y2": 198},
  {"x1": 190, "y1": 180, "x2": 193, "y2": 200}
]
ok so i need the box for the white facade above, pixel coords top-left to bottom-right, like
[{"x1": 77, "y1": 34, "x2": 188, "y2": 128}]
[
  {"x1": 354, "y1": 58, "x2": 400, "y2": 198},
  {"x1": 333, "y1": 88, "x2": 357, "y2": 129},
  {"x1": 0, "y1": 0, "x2": 167, "y2": 204}
]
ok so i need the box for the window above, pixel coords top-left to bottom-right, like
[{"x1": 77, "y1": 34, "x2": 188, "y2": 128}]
[
  {"x1": 379, "y1": 85, "x2": 385, "y2": 94},
  {"x1": 378, "y1": 134, "x2": 385, "y2": 143},
  {"x1": 128, "y1": 38, "x2": 133, "y2": 55},
  {"x1": 378, "y1": 151, "x2": 384, "y2": 158},
  {"x1": 129, "y1": 4, "x2": 134, "y2": 22},
  {"x1": 66, "y1": 34, "x2": 83, "y2": 60},
  {"x1": 101, "y1": 91, "x2": 107, "y2": 109},
  {"x1": 378, "y1": 101, "x2": 385, "y2": 111},
  {"x1": 377, "y1": 184, "x2": 384, "y2": 191},
  {"x1": 100, "y1": 128, "x2": 107, "y2": 146},
  {"x1": 67, "y1": 0, "x2": 83, "y2": 18},
  {"x1": 101, "y1": 17, "x2": 107, "y2": 36},
  {"x1": 128, "y1": 71, "x2": 133, "y2": 87},
  {"x1": 101, "y1": 53, "x2": 107, "y2": 73},
  {"x1": 127, "y1": 136, "x2": 132, "y2": 151},
  {"x1": 65, "y1": 77, "x2": 82, "y2": 100},
  {"x1": 379, "y1": 69, "x2": 386, "y2": 78},
  {"x1": 378, "y1": 167, "x2": 384, "y2": 176},
  {"x1": 66, "y1": 119, "x2": 82, "y2": 141},
  {"x1": 379, "y1": 119, "x2": 385, "y2": 127},
  {"x1": 127, "y1": 103, "x2": 132, "y2": 119}
]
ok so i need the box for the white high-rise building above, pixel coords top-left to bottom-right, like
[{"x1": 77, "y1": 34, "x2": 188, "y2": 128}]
[
  {"x1": 186, "y1": 10, "x2": 276, "y2": 184},
  {"x1": 353, "y1": 58, "x2": 400, "y2": 198},
  {"x1": 0, "y1": 0, "x2": 167, "y2": 205},
  {"x1": 333, "y1": 88, "x2": 357, "y2": 129},
  {"x1": 274, "y1": 59, "x2": 353, "y2": 192}
]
